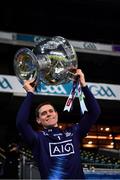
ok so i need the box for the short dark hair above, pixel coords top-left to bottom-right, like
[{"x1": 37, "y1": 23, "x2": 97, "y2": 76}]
[{"x1": 35, "y1": 101, "x2": 56, "y2": 118}]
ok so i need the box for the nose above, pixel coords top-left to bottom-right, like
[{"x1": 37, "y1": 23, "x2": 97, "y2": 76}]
[{"x1": 46, "y1": 111, "x2": 51, "y2": 117}]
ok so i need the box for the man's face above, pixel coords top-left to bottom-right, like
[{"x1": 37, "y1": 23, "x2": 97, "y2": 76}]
[{"x1": 36, "y1": 104, "x2": 58, "y2": 128}]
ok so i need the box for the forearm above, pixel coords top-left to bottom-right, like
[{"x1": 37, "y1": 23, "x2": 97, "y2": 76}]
[
  {"x1": 16, "y1": 92, "x2": 34, "y2": 125},
  {"x1": 82, "y1": 85, "x2": 101, "y2": 117},
  {"x1": 78, "y1": 86, "x2": 101, "y2": 137},
  {"x1": 16, "y1": 92, "x2": 36, "y2": 145}
]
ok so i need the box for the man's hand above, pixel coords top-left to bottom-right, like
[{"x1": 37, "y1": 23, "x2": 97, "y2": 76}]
[
  {"x1": 75, "y1": 69, "x2": 87, "y2": 87},
  {"x1": 23, "y1": 79, "x2": 37, "y2": 93}
]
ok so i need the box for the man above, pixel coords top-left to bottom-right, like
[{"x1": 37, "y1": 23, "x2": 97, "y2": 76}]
[{"x1": 16, "y1": 69, "x2": 101, "y2": 179}]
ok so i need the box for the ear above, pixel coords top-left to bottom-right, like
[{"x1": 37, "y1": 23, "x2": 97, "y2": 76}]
[{"x1": 36, "y1": 117, "x2": 41, "y2": 125}]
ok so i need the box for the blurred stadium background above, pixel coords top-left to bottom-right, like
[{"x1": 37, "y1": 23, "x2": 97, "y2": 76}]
[{"x1": 0, "y1": 0, "x2": 120, "y2": 179}]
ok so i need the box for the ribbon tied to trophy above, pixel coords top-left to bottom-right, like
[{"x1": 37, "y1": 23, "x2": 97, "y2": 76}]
[{"x1": 63, "y1": 76, "x2": 87, "y2": 114}]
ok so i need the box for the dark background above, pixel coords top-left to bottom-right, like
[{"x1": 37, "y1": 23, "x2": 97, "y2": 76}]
[
  {"x1": 0, "y1": 0, "x2": 120, "y2": 147},
  {"x1": 1, "y1": 0, "x2": 120, "y2": 44}
]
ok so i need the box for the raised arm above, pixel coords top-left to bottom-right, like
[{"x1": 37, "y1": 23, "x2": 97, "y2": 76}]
[
  {"x1": 16, "y1": 80, "x2": 38, "y2": 146},
  {"x1": 74, "y1": 69, "x2": 101, "y2": 137}
]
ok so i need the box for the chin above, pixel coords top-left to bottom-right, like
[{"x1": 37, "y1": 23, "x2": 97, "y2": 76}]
[
  {"x1": 47, "y1": 120, "x2": 58, "y2": 126},
  {"x1": 47, "y1": 123, "x2": 58, "y2": 128}
]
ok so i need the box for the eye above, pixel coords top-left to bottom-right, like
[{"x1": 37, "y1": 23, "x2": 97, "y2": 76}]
[
  {"x1": 49, "y1": 109, "x2": 54, "y2": 113},
  {"x1": 41, "y1": 111, "x2": 47, "y2": 116}
]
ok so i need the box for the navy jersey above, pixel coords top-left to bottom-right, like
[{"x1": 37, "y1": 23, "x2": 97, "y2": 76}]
[{"x1": 16, "y1": 86, "x2": 101, "y2": 179}]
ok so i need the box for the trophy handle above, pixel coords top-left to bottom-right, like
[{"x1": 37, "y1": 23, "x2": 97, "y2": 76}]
[{"x1": 13, "y1": 48, "x2": 39, "y2": 84}]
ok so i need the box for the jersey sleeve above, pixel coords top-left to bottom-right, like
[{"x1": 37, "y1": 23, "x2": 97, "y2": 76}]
[
  {"x1": 16, "y1": 92, "x2": 38, "y2": 146},
  {"x1": 73, "y1": 85, "x2": 101, "y2": 138}
]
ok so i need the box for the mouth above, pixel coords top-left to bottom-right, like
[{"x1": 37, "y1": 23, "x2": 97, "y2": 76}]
[{"x1": 46, "y1": 117, "x2": 54, "y2": 121}]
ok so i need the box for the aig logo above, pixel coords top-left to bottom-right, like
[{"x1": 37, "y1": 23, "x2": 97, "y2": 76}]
[
  {"x1": 89, "y1": 85, "x2": 116, "y2": 97},
  {"x1": 49, "y1": 139, "x2": 75, "y2": 157}
]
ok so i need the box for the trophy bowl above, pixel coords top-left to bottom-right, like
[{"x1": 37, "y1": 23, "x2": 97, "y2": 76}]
[{"x1": 13, "y1": 36, "x2": 78, "y2": 86}]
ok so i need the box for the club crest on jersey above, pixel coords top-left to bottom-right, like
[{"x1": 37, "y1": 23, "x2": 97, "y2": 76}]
[{"x1": 49, "y1": 139, "x2": 75, "y2": 157}]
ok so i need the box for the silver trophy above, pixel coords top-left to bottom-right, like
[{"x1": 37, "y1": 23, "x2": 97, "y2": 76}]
[{"x1": 13, "y1": 36, "x2": 78, "y2": 86}]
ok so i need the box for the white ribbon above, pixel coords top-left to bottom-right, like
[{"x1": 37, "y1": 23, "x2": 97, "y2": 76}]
[
  {"x1": 63, "y1": 79, "x2": 87, "y2": 114},
  {"x1": 63, "y1": 78, "x2": 78, "y2": 112},
  {"x1": 77, "y1": 82, "x2": 88, "y2": 114}
]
